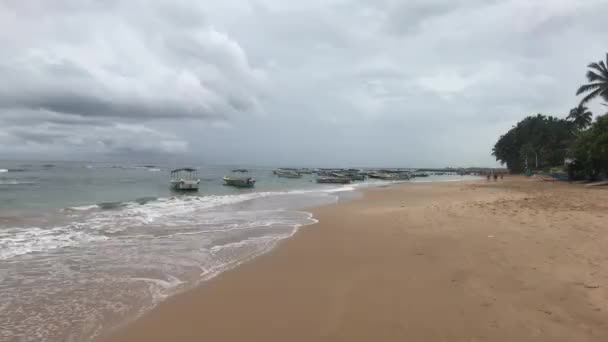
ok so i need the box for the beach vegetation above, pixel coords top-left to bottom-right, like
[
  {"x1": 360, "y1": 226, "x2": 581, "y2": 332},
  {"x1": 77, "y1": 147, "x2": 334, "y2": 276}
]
[
  {"x1": 569, "y1": 114, "x2": 608, "y2": 180},
  {"x1": 493, "y1": 53, "x2": 608, "y2": 180},
  {"x1": 492, "y1": 114, "x2": 573, "y2": 173},
  {"x1": 567, "y1": 105, "x2": 593, "y2": 131}
]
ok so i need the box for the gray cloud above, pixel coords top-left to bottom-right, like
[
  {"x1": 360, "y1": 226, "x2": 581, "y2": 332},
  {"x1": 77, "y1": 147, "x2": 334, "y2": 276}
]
[
  {"x1": 1, "y1": 0, "x2": 607, "y2": 166},
  {"x1": 0, "y1": 0, "x2": 266, "y2": 123}
]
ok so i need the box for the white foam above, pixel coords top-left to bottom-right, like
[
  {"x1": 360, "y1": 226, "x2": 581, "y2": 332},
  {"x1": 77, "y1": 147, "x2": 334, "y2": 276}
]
[
  {"x1": 3, "y1": 192, "x2": 320, "y2": 259},
  {"x1": 0, "y1": 194, "x2": 326, "y2": 341},
  {"x1": 63, "y1": 204, "x2": 100, "y2": 211},
  {"x1": 0, "y1": 169, "x2": 8, "y2": 173},
  {"x1": 209, "y1": 234, "x2": 283, "y2": 254},
  {"x1": 0, "y1": 227, "x2": 108, "y2": 260},
  {"x1": 147, "y1": 168, "x2": 161, "y2": 172},
  {"x1": 0, "y1": 180, "x2": 36, "y2": 185},
  {"x1": 131, "y1": 275, "x2": 184, "y2": 303}
]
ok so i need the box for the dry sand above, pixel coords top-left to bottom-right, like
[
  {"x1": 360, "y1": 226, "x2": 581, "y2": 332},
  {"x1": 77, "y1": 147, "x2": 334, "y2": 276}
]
[{"x1": 100, "y1": 177, "x2": 608, "y2": 342}]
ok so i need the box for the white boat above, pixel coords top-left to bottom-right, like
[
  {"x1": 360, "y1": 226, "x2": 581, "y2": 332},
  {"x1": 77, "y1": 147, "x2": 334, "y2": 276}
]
[
  {"x1": 170, "y1": 168, "x2": 200, "y2": 191},
  {"x1": 274, "y1": 170, "x2": 302, "y2": 178},
  {"x1": 223, "y1": 176, "x2": 256, "y2": 188}
]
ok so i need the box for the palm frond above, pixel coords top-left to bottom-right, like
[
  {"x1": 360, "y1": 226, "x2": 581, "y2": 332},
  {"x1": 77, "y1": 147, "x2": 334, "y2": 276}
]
[
  {"x1": 576, "y1": 82, "x2": 603, "y2": 95},
  {"x1": 579, "y1": 87, "x2": 604, "y2": 105},
  {"x1": 599, "y1": 60, "x2": 608, "y2": 72},
  {"x1": 588, "y1": 62, "x2": 604, "y2": 73},
  {"x1": 588, "y1": 62, "x2": 608, "y2": 79},
  {"x1": 586, "y1": 70, "x2": 607, "y2": 82},
  {"x1": 602, "y1": 88, "x2": 608, "y2": 102}
]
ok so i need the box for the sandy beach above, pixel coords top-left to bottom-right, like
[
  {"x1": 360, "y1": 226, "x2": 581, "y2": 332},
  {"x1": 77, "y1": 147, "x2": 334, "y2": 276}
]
[{"x1": 100, "y1": 178, "x2": 608, "y2": 342}]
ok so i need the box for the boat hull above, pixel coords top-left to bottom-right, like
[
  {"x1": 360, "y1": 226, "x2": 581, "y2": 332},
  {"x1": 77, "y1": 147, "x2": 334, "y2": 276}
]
[
  {"x1": 316, "y1": 177, "x2": 352, "y2": 184},
  {"x1": 223, "y1": 176, "x2": 256, "y2": 188},
  {"x1": 170, "y1": 180, "x2": 200, "y2": 191}
]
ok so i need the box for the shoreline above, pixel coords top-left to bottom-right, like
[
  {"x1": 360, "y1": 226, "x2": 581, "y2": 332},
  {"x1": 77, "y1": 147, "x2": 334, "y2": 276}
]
[{"x1": 99, "y1": 178, "x2": 608, "y2": 342}]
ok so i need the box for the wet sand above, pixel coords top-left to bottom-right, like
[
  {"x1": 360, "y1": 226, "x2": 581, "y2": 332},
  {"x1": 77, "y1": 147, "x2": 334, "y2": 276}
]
[{"x1": 100, "y1": 177, "x2": 608, "y2": 342}]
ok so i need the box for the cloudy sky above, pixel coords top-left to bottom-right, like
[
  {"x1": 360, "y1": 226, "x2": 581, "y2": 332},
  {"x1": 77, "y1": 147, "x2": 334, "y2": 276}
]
[{"x1": 0, "y1": 0, "x2": 606, "y2": 167}]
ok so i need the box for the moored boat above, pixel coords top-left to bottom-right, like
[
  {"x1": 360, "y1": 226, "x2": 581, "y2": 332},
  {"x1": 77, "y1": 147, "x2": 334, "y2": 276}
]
[
  {"x1": 336, "y1": 170, "x2": 366, "y2": 181},
  {"x1": 170, "y1": 168, "x2": 200, "y2": 192},
  {"x1": 274, "y1": 170, "x2": 302, "y2": 178},
  {"x1": 223, "y1": 176, "x2": 256, "y2": 188},
  {"x1": 316, "y1": 176, "x2": 352, "y2": 184},
  {"x1": 368, "y1": 171, "x2": 410, "y2": 180},
  {"x1": 412, "y1": 173, "x2": 429, "y2": 177},
  {"x1": 368, "y1": 172, "x2": 397, "y2": 180}
]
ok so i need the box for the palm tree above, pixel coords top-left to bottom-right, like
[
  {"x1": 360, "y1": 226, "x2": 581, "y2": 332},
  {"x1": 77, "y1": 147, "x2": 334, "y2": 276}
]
[
  {"x1": 576, "y1": 53, "x2": 608, "y2": 105},
  {"x1": 567, "y1": 104, "x2": 593, "y2": 130}
]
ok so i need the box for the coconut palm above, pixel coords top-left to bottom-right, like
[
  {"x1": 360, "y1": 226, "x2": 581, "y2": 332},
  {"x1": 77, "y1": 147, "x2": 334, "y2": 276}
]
[
  {"x1": 567, "y1": 105, "x2": 593, "y2": 130},
  {"x1": 576, "y1": 53, "x2": 608, "y2": 105}
]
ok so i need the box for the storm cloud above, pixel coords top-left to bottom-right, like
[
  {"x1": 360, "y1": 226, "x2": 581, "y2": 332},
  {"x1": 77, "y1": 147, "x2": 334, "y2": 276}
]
[{"x1": 1, "y1": 0, "x2": 607, "y2": 166}]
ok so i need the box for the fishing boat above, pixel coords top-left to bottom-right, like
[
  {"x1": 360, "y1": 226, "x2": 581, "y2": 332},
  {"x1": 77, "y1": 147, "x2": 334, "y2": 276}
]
[
  {"x1": 368, "y1": 172, "x2": 397, "y2": 180},
  {"x1": 223, "y1": 176, "x2": 256, "y2": 188},
  {"x1": 335, "y1": 170, "x2": 366, "y2": 181},
  {"x1": 368, "y1": 171, "x2": 410, "y2": 180},
  {"x1": 170, "y1": 168, "x2": 200, "y2": 192},
  {"x1": 273, "y1": 168, "x2": 298, "y2": 174},
  {"x1": 232, "y1": 169, "x2": 248, "y2": 173},
  {"x1": 274, "y1": 170, "x2": 302, "y2": 178},
  {"x1": 394, "y1": 172, "x2": 412, "y2": 180},
  {"x1": 316, "y1": 176, "x2": 352, "y2": 184},
  {"x1": 412, "y1": 173, "x2": 429, "y2": 178}
]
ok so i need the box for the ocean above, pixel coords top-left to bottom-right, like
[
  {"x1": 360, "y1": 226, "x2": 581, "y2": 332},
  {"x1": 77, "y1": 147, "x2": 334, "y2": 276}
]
[{"x1": 0, "y1": 161, "x2": 478, "y2": 341}]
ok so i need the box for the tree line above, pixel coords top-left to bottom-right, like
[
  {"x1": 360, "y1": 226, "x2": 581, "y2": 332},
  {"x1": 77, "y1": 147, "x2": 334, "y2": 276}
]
[{"x1": 493, "y1": 53, "x2": 608, "y2": 180}]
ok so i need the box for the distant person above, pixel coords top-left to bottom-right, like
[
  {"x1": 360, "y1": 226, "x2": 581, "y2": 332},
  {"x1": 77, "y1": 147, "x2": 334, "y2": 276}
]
[
  {"x1": 493, "y1": 173, "x2": 498, "y2": 181},
  {"x1": 500, "y1": 173, "x2": 504, "y2": 180},
  {"x1": 486, "y1": 173, "x2": 490, "y2": 181}
]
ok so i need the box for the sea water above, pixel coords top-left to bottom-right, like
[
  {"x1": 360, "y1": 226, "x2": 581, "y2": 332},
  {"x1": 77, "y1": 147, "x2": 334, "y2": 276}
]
[{"x1": 0, "y1": 161, "x2": 476, "y2": 341}]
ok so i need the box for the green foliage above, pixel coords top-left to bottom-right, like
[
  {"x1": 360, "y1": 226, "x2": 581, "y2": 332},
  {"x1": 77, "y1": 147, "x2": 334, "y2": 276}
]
[
  {"x1": 493, "y1": 53, "x2": 608, "y2": 179},
  {"x1": 492, "y1": 114, "x2": 574, "y2": 173},
  {"x1": 569, "y1": 115, "x2": 608, "y2": 179},
  {"x1": 567, "y1": 105, "x2": 593, "y2": 130}
]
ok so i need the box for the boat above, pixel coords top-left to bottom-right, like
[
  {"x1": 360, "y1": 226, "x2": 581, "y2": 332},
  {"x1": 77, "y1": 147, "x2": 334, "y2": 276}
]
[
  {"x1": 368, "y1": 172, "x2": 397, "y2": 180},
  {"x1": 394, "y1": 172, "x2": 412, "y2": 180},
  {"x1": 232, "y1": 169, "x2": 248, "y2": 173},
  {"x1": 336, "y1": 170, "x2": 366, "y2": 181},
  {"x1": 273, "y1": 168, "x2": 298, "y2": 174},
  {"x1": 368, "y1": 171, "x2": 410, "y2": 180},
  {"x1": 170, "y1": 168, "x2": 200, "y2": 192},
  {"x1": 550, "y1": 172, "x2": 569, "y2": 181},
  {"x1": 316, "y1": 176, "x2": 352, "y2": 184},
  {"x1": 412, "y1": 173, "x2": 429, "y2": 178},
  {"x1": 274, "y1": 170, "x2": 302, "y2": 178},
  {"x1": 223, "y1": 176, "x2": 256, "y2": 188}
]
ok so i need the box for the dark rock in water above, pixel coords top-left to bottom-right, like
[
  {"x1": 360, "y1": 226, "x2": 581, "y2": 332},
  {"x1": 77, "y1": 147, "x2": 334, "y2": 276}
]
[
  {"x1": 98, "y1": 201, "x2": 127, "y2": 210},
  {"x1": 7, "y1": 168, "x2": 27, "y2": 172},
  {"x1": 42, "y1": 164, "x2": 55, "y2": 168},
  {"x1": 135, "y1": 197, "x2": 158, "y2": 205}
]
